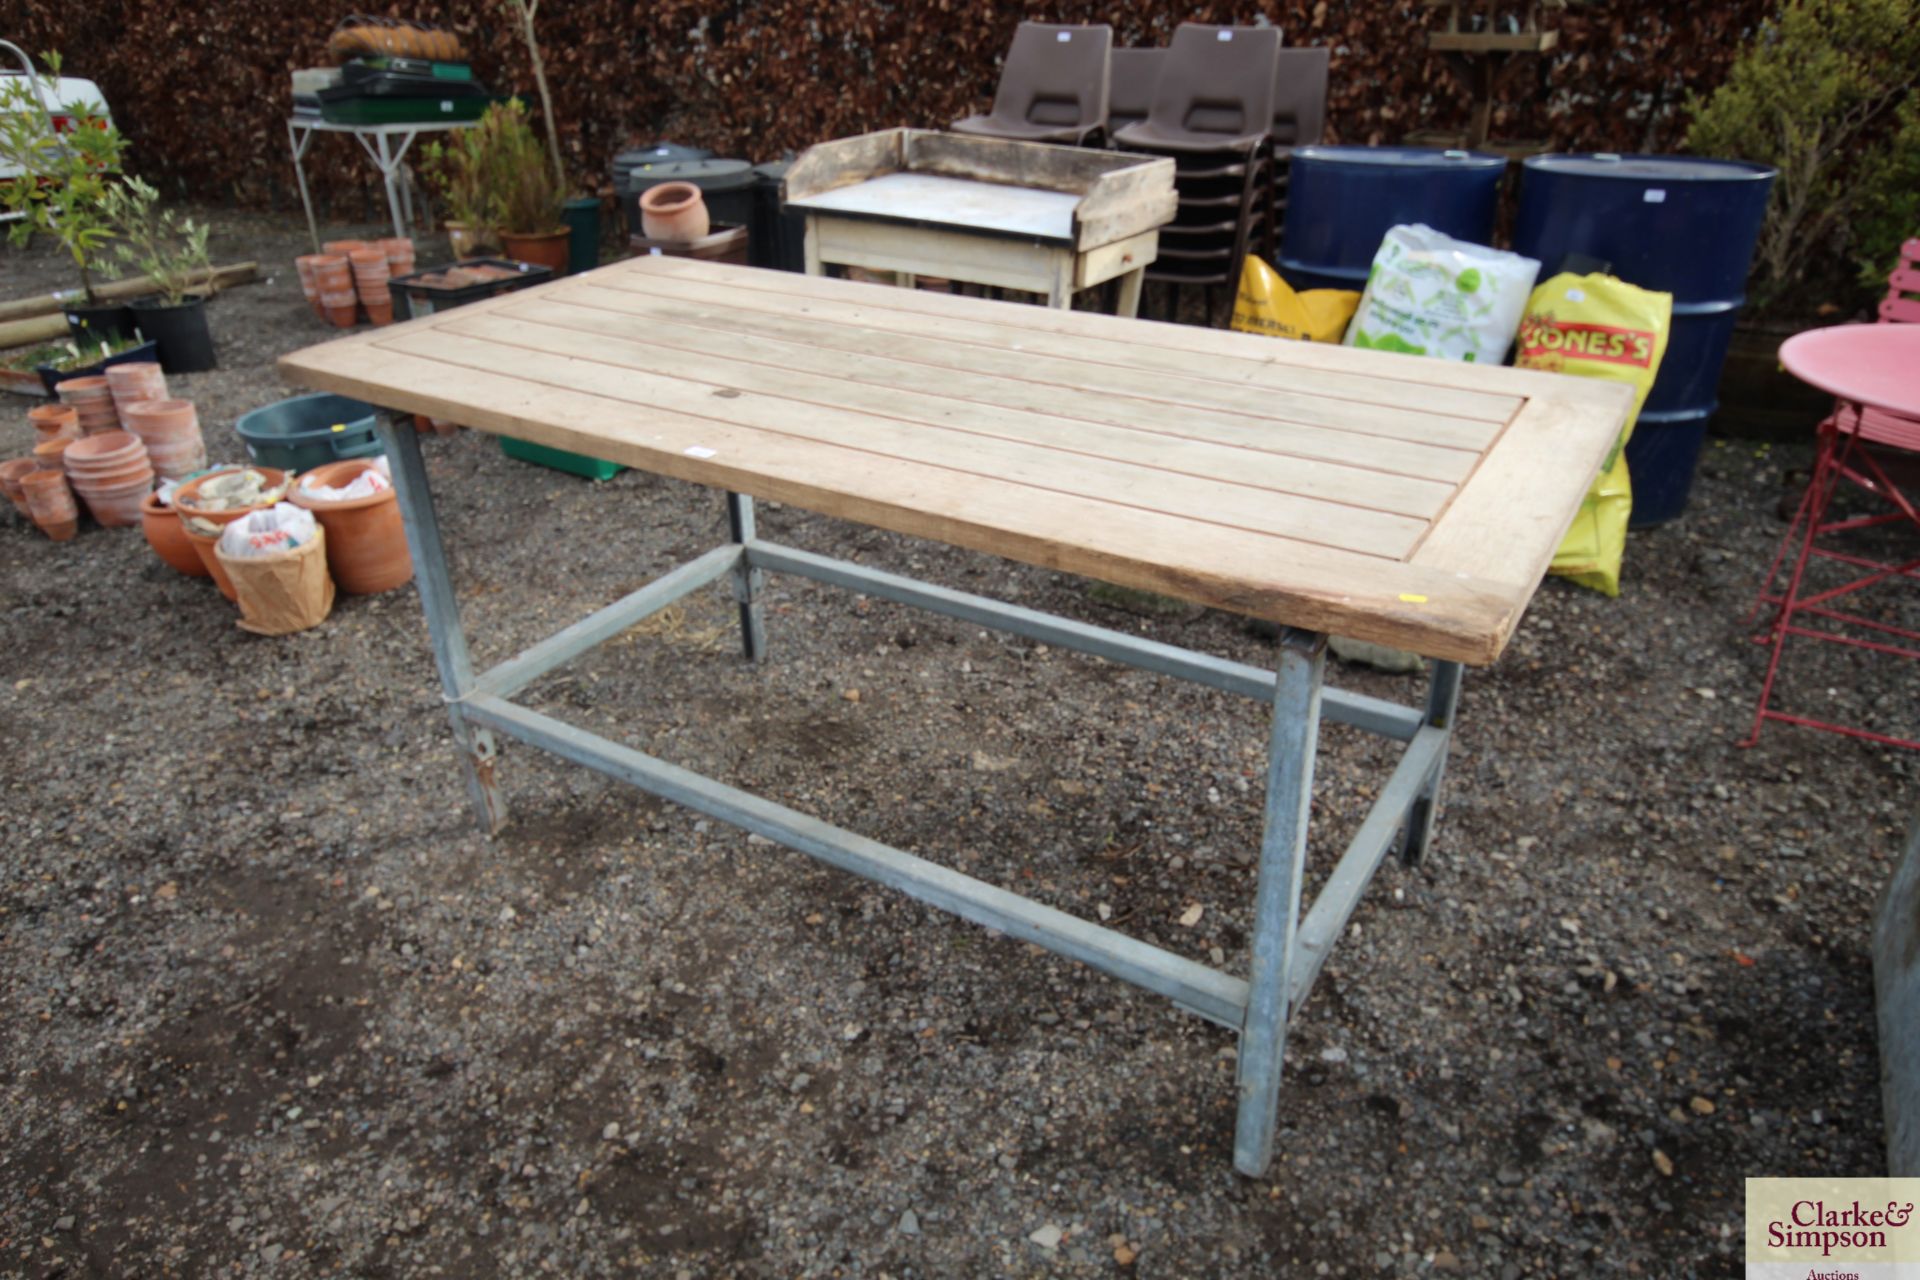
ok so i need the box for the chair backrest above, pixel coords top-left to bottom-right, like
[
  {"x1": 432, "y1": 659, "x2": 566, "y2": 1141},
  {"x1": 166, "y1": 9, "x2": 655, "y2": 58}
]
[
  {"x1": 1146, "y1": 23, "x2": 1282, "y2": 140},
  {"x1": 1880, "y1": 237, "x2": 1920, "y2": 324},
  {"x1": 1271, "y1": 47, "x2": 1330, "y2": 147},
  {"x1": 1107, "y1": 47, "x2": 1166, "y2": 126},
  {"x1": 988, "y1": 22, "x2": 1113, "y2": 131}
]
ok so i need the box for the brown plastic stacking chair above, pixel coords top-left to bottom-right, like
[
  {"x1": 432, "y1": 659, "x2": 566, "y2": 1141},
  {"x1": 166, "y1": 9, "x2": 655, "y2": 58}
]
[
  {"x1": 1268, "y1": 47, "x2": 1331, "y2": 262},
  {"x1": 1117, "y1": 24, "x2": 1283, "y2": 324},
  {"x1": 1105, "y1": 47, "x2": 1165, "y2": 137},
  {"x1": 951, "y1": 22, "x2": 1113, "y2": 146},
  {"x1": 1113, "y1": 23, "x2": 1282, "y2": 155},
  {"x1": 1270, "y1": 47, "x2": 1330, "y2": 150}
]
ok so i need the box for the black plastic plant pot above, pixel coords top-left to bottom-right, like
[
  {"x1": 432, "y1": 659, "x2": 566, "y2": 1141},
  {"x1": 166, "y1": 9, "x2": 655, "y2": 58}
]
[
  {"x1": 64, "y1": 302, "x2": 137, "y2": 344},
  {"x1": 34, "y1": 339, "x2": 161, "y2": 396},
  {"x1": 129, "y1": 295, "x2": 217, "y2": 373}
]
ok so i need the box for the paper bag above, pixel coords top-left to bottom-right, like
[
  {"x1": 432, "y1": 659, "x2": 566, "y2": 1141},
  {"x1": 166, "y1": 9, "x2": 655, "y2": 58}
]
[{"x1": 215, "y1": 526, "x2": 337, "y2": 635}]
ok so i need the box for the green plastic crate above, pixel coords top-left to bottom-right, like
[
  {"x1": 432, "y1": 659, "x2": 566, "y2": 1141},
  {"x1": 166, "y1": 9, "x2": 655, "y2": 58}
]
[
  {"x1": 318, "y1": 95, "x2": 497, "y2": 126},
  {"x1": 498, "y1": 434, "x2": 626, "y2": 481}
]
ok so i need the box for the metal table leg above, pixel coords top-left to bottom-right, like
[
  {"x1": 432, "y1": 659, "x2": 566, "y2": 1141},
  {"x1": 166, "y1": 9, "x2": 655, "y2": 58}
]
[
  {"x1": 378, "y1": 415, "x2": 509, "y2": 832},
  {"x1": 288, "y1": 120, "x2": 321, "y2": 255},
  {"x1": 1400, "y1": 660, "x2": 1463, "y2": 866},
  {"x1": 1234, "y1": 628, "x2": 1325, "y2": 1177},
  {"x1": 726, "y1": 492, "x2": 767, "y2": 662}
]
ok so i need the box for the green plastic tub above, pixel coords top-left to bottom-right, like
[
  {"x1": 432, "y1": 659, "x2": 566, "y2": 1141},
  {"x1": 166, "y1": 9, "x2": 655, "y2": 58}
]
[
  {"x1": 498, "y1": 435, "x2": 625, "y2": 481},
  {"x1": 236, "y1": 393, "x2": 384, "y2": 472}
]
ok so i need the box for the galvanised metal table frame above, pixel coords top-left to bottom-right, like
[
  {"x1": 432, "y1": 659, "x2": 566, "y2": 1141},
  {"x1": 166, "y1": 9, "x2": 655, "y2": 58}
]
[
  {"x1": 374, "y1": 414, "x2": 1463, "y2": 1178},
  {"x1": 286, "y1": 116, "x2": 479, "y2": 254}
]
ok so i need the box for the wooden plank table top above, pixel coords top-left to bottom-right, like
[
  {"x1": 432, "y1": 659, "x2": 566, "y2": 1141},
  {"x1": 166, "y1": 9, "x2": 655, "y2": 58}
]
[
  {"x1": 785, "y1": 171, "x2": 1083, "y2": 245},
  {"x1": 280, "y1": 255, "x2": 1634, "y2": 664}
]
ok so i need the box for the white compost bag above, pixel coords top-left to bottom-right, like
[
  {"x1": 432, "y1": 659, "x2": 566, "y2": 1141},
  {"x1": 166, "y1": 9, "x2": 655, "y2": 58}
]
[{"x1": 1344, "y1": 224, "x2": 1541, "y2": 365}]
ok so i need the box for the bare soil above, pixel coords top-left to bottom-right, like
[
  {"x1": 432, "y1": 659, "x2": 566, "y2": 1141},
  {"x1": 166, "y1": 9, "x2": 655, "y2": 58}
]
[{"x1": 2, "y1": 211, "x2": 1916, "y2": 1278}]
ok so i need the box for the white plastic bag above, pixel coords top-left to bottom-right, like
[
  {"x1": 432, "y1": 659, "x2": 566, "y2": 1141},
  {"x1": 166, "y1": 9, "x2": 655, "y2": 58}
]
[
  {"x1": 1344, "y1": 224, "x2": 1541, "y2": 365},
  {"x1": 298, "y1": 457, "x2": 391, "y2": 503},
  {"x1": 217, "y1": 503, "x2": 320, "y2": 559}
]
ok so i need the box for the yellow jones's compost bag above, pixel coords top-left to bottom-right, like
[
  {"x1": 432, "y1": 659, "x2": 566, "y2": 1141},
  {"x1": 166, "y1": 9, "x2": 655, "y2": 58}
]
[
  {"x1": 1231, "y1": 254, "x2": 1361, "y2": 343},
  {"x1": 1513, "y1": 272, "x2": 1672, "y2": 596}
]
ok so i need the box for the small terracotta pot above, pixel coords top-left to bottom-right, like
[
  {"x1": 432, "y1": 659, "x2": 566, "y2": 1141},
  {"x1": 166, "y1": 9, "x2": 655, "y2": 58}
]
[
  {"x1": 28, "y1": 404, "x2": 79, "y2": 441},
  {"x1": 364, "y1": 300, "x2": 394, "y2": 327},
  {"x1": 292, "y1": 459, "x2": 413, "y2": 594},
  {"x1": 0, "y1": 457, "x2": 37, "y2": 516},
  {"x1": 32, "y1": 438, "x2": 72, "y2": 471},
  {"x1": 22, "y1": 468, "x2": 78, "y2": 539},
  {"x1": 105, "y1": 361, "x2": 167, "y2": 402},
  {"x1": 74, "y1": 477, "x2": 152, "y2": 528},
  {"x1": 141, "y1": 491, "x2": 209, "y2": 577},
  {"x1": 121, "y1": 398, "x2": 199, "y2": 436},
  {"x1": 326, "y1": 303, "x2": 358, "y2": 329},
  {"x1": 639, "y1": 183, "x2": 709, "y2": 243},
  {"x1": 502, "y1": 228, "x2": 572, "y2": 275},
  {"x1": 63, "y1": 429, "x2": 147, "y2": 468},
  {"x1": 56, "y1": 375, "x2": 112, "y2": 402}
]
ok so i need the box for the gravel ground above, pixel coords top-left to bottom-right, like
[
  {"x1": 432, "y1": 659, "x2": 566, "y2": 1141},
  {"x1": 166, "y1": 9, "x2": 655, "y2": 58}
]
[{"x1": 3, "y1": 211, "x2": 1917, "y2": 1279}]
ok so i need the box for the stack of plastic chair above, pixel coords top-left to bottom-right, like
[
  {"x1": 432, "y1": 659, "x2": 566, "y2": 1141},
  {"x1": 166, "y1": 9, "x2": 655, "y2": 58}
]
[
  {"x1": 1267, "y1": 48, "x2": 1331, "y2": 263},
  {"x1": 1744, "y1": 237, "x2": 1920, "y2": 750},
  {"x1": 1105, "y1": 47, "x2": 1165, "y2": 137},
  {"x1": 951, "y1": 22, "x2": 1113, "y2": 146},
  {"x1": 1114, "y1": 23, "x2": 1282, "y2": 324}
]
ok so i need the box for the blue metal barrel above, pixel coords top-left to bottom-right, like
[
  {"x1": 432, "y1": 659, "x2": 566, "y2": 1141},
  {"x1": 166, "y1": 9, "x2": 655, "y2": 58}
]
[
  {"x1": 1278, "y1": 146, "x2": 1508, "y2": 292},
  {"x1": 1514, "y1": 154, "x2": 1776, "y2": 525}
]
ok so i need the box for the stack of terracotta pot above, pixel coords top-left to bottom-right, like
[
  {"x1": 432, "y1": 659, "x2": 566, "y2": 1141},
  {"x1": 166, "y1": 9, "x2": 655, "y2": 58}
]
[
  {"x1": 121, "y1": 398, "x2": 208, "y2": 480},
  {"x1": 314, "y1": 253, "x2": 357, "y2": 328},
  {"x1": 57, "y1": 376, "x2": 121, "y2": 435},
  {"x1": 379, "y1": 237, "x2": 415, "y2": 279},
  {"x1": 106, "y1": 362, "x2": 168, "y2": 421},
  {"x1": 20, "y1": 469, "x2": 78, "y2": 541},
  {"x1": 349, "y1": 248, "x2": 393, "y2": 326},
  {"x1": 61, "y1": 431, "x2": 153, "y2": 528}
]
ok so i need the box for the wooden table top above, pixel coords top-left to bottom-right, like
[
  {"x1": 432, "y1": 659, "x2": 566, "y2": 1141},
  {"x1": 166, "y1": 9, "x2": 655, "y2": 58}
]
[
  {"x1": 281, "y1": 256, "x2": 1633, "y2": 664},
  {"x1": 785, "y1": 172, "x2": 1083, "y2": 245}
]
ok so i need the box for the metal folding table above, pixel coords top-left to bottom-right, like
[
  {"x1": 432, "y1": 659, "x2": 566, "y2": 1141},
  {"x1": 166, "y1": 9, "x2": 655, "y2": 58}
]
[
  {"x1": 280, "y1": 256, "x2": 1631, "y2": 1176},
  {"x1": 286, "y1": 116, "x2": 479, "y2": 253}
]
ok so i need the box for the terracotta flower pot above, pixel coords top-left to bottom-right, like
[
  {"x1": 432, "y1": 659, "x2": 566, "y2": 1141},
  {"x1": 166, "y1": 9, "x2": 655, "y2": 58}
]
[
  {"x1": 0, "y1": 457, "x2": 38, "y2": 516},
  {"x1": 326, "y1": 302, "x2": 358, "y2": 329},
  {"x1": 502, "y1": 228, "x2": 572, "y2": 275},
  {"x1": 291, "y1": 459, "x2": 413, "y2": 594},
  {"x1": 322, "y1": 239, "x2": 369, "y2": 255},
  {"x1": 74, "y1": 477, "x2": 151, "y2": 528},
  {"x1": 32, "y1": 438, "x2": 72, "y2": 471},
  {"x1": 21, "y1": 468, "x2": 78, "y2": 540},
  {"x1": 639, "y1": 182, "x2": 709, "y2": 243},
  {"x1": 173, "y1": 467, "x2": 292, "y2": 600},
  {"x1": 121, "y1": 398, "x2": 198, "y2": 437},
  {"x1": 141, "y1": 491, "x2": 209, "y2": 576},
  {"x1": 28, "y1": 404, "x2": 79, "y2": 441},
  {"x1": 63, "y1": 429, "x2": 147, "y2": 469},
  {"x1": 363, "y1": 300, "x2": 394, "y2": 327}
]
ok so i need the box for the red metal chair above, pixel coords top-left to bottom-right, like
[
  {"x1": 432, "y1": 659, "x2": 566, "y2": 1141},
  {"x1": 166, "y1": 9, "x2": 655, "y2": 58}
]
[{"x1": 1744, "y1": 239, "x2": 1920, "y2": 749}]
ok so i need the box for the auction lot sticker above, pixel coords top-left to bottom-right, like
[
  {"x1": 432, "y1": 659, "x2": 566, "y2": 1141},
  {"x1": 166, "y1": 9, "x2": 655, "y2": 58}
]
[{"x1": 1748, "y1": 1178, "x2": 1920, "y2": 1278}]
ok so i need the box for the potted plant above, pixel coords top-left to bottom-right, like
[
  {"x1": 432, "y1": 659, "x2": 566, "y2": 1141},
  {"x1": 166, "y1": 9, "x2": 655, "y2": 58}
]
[
  {"x1": 501, "y1": 0, "x2": 599, "y2": 273},
  {"x1": 0, "y1": 52, "x2": 131, "y2": 342},
  {"x1": 484, "y1": 100, "x2": 570, "y2": 273},
  {"x1": 101, "y1": 177, "x2": 218, "y2": 372},
  {"x1": 424, "y1": 125, "x2": 500, "y2": 259}
]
